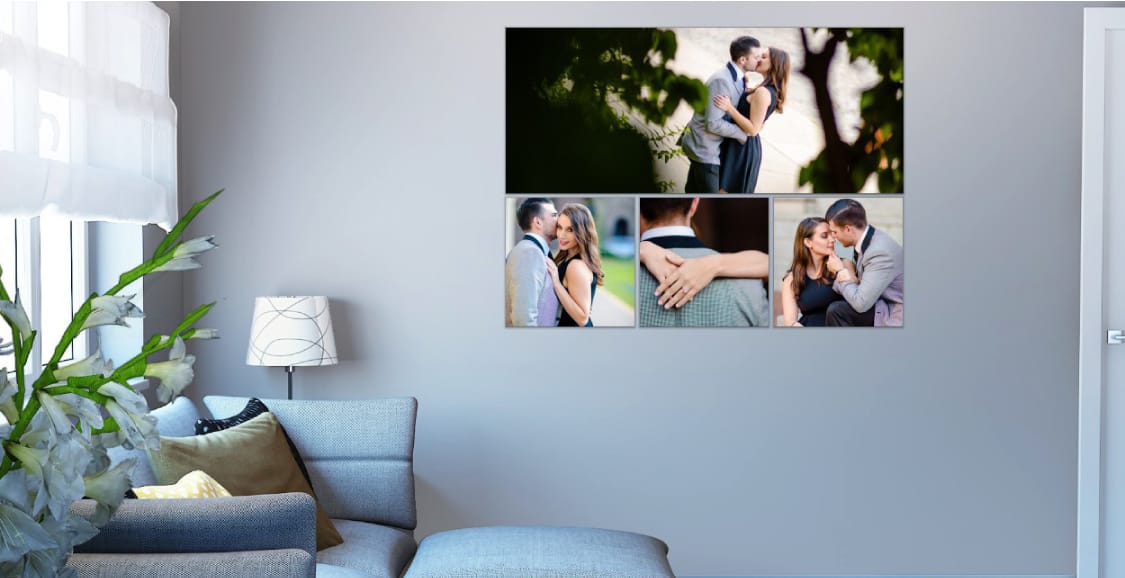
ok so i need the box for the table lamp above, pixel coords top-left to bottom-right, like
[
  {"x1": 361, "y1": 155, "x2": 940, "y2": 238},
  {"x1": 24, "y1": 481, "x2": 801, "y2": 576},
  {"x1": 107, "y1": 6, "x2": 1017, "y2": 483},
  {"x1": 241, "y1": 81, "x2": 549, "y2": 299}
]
[{"x1": 246, "y1": 296, "x2": 337, "y2": 399}]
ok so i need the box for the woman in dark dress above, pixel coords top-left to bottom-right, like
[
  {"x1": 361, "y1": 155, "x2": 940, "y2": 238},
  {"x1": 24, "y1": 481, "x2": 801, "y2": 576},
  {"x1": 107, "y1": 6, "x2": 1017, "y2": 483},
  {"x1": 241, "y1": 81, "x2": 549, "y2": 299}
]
[
  {"x1": 545, "y1": 204, "x2": 604, "y2": 327},
  {"x1": 713, "y1": 47, "x2": 791, "y2": 194},
  {"x1": 781, "y1": 217, "x2": 855, "y2": 327}
]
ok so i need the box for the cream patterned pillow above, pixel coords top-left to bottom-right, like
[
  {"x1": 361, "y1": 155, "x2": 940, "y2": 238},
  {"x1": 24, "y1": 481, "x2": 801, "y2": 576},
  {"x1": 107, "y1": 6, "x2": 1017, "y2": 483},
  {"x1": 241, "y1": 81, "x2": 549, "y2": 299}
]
[{"x1": 133, "y1": 470, "x2": 231, "y2": 499}]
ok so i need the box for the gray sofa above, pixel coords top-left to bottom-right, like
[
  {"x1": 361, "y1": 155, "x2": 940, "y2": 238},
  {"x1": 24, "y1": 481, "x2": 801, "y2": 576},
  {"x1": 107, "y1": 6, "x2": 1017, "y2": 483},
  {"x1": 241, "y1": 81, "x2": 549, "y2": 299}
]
[{"x1": 66, "y1": 396, "x2": 675, "y2": 578}]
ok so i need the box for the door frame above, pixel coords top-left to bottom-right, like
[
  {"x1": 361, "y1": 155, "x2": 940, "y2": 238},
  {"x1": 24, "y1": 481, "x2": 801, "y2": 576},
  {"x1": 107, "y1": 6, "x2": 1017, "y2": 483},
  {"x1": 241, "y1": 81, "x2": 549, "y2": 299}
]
[{"x1": 1079, "y1": 8, "x2": 1125, "y2": 578}]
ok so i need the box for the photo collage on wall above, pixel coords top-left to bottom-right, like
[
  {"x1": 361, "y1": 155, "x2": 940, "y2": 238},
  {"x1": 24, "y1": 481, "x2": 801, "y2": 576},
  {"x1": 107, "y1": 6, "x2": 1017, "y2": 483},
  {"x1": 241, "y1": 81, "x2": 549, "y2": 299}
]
[{"x1": 504, "y1": 27, "x2": 904, "y2": 328}]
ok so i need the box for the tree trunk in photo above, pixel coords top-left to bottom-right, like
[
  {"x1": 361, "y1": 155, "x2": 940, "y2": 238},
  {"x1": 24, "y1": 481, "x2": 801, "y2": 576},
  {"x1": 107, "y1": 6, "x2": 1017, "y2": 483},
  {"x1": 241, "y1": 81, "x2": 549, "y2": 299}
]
[{"x1": 800, "y1": 28, "x2": 856, "y2": 194}]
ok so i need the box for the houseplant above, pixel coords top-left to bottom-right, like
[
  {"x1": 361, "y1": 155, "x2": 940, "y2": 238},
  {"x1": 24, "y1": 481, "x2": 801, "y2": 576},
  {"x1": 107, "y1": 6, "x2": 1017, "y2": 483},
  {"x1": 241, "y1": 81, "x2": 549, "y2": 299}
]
[{"x1": 0, "y1": 191, "x2": 222, "y2": 576}]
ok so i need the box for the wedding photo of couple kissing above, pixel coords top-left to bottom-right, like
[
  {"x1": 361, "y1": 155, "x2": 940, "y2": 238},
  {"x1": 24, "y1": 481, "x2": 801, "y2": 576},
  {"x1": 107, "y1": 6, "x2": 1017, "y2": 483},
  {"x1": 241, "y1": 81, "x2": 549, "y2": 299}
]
[{"x1": 507, "y1": 27, "x2": 903, "y2": 195}]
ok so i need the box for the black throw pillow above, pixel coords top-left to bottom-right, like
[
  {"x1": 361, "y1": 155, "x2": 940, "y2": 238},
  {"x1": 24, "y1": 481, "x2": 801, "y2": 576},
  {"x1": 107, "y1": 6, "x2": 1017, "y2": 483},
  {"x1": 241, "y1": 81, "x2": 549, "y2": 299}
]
[{"x1": 194, "y1": 398, "x2": 313, "y2": 487}]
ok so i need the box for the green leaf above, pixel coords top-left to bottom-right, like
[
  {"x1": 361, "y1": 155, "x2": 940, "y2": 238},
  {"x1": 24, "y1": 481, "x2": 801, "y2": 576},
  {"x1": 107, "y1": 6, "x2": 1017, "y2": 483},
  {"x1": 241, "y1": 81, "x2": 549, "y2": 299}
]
[
  {"x1": 153, "y1": 189, "x2": 224, "y2": 260},
  {"x1": 172, "y1": 302, "x2": 216, "y2": 338},
  {"x1": 92, "y1": 417, "x2": 121, "y2": 435}
]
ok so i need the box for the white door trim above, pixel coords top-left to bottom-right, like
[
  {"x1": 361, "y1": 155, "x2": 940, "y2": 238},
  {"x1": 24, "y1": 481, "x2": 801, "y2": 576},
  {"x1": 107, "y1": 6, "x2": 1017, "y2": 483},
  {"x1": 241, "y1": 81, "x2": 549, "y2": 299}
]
[{"x1": 1079, "y1": 8, "x2": 1125, "y2": 578}]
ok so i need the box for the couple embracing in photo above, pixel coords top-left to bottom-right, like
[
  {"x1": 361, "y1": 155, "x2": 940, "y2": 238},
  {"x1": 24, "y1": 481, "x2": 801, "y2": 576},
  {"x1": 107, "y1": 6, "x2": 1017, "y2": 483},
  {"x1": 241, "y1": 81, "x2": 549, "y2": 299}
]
[
  {"x1": 681, "y1": 35, "x2": 791, "y2": 194},
  {"x1": 505, "y1": 198, "x2": 604, "y2": 328},
  {"x1": 781, "y1": 199, "x2": 904, "y2": 327}
]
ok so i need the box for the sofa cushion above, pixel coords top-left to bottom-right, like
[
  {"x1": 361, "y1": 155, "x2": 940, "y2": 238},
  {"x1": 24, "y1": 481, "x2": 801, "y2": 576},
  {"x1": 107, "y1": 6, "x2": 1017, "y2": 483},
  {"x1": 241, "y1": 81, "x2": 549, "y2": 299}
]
[
  {"x1": 402, "y1": 526, "x2": 675, "y2": 578},
  {"x1": 317, "y1": 519, "x2": 416, "y2": 578},
  {"x1": 110, "y1": 396, "x2": 201, "y2": 487},
  {"x1": 147, "y1": 412, "x2": 343, "y2": 550},
  {"x1": 204, "y1": 396, "x2": 418, "y2": 530},
  {"x1": 195, "y1": 397, "x2": 313, "y2": 486}
]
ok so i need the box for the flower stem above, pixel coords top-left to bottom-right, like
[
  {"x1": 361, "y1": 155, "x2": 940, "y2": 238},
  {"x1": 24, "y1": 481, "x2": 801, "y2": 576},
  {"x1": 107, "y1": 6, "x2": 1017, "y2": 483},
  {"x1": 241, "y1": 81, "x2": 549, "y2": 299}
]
[{"x1": 0, "y1": 394, "x2": 40, "y2": 477}]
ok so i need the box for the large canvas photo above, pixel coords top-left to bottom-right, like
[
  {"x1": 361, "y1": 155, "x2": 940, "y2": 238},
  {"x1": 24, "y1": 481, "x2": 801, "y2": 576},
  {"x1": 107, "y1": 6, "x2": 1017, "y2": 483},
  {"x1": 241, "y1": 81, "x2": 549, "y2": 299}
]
[{"x1": 507, "y1": 27, "x2": 904, "y2": 194}]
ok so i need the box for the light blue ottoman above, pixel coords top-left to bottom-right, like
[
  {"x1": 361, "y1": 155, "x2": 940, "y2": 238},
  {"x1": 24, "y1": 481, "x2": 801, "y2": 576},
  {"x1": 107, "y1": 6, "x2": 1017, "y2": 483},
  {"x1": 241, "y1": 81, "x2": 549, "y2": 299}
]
[{"x1": 402, "y1": 526, "x2": 675, "y2": 578}]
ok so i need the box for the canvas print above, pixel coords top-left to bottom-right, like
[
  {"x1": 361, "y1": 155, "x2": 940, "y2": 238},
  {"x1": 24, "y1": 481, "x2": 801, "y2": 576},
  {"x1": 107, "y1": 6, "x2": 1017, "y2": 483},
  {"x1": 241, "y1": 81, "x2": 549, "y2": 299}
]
[
  {"x1": 638, "y1": 197, "x2": 769, "y2": 327},
  {"x1": 773, "y1": 197, "x2": 903, "y2": 327},
  {"x1": 505, "y1": 197, "x2": 635, "y2": 328},
  {"x1": 507, "y1": 27, "x2": 903, "y2": 194}
]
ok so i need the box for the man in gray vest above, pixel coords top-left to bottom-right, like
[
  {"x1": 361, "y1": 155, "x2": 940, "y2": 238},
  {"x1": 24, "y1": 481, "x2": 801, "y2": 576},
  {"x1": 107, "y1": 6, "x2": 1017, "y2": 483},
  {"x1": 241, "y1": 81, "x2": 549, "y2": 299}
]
[
  {"x1": 824, "y1": 199, "x2": 905, "y2": 327},
  {"x1": 679, "y1": 36, "x2": 762, "y2": 194},
  {"x1": 506, "y1": 198, "x2": 560, "y2": 326}
]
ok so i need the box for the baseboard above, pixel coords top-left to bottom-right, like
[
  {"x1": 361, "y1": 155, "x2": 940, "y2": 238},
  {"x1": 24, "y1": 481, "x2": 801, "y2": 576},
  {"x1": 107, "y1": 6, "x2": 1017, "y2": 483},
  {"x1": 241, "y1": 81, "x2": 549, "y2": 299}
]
[{"x1": 679, "y1": 571, "x2": 1075, "y2": 575}]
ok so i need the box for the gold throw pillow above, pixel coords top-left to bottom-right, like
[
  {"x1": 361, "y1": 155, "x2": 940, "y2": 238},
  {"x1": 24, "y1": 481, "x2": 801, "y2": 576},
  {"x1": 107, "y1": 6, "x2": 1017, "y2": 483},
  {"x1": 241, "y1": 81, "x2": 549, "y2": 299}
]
[
  {"x1": 148, "y1": 411, "x2": 343, "y2": 550},
  {"x1": 133, "y1": 470, "x2": 232, "y2": 499}
]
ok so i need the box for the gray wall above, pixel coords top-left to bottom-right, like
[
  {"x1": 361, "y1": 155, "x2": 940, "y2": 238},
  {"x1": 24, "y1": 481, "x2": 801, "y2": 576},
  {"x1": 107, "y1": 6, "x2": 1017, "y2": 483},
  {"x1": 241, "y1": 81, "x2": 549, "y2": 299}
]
[{"x1": 170, "y1": 2, "x2": 1085, "y2": 575}]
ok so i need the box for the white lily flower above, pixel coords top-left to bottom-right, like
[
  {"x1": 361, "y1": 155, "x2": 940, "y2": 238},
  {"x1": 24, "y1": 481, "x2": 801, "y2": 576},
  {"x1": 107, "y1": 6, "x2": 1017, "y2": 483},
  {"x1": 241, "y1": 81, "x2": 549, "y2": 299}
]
[
  {"x1": 103, "y1": 401, "x2": 158, "y2": 451},
  {"x1": 96, "y1": 382, "x2": 147, "y2": 415},
  {"x1": 145, "y1": 337, "x2": 195, "y2": 403},
  {"x1": 0, "y1": 503, "x2": 56, "y2": 564},
  {"x1": 80, "y1": 295, "x2": 143, "y2": 330},
  {"x1": 83, "y1": 445, "x2": 110, "y2": 478},
  {"x1": 41, "y1": 436, "x2": 90, "y2": 520},
  {"x1": 36, "y1": 393, "x2": 72, "y2": 435},
  {"x1": 169, "y1": 336, "x2": 185, "y2": 360},
  {"x1": 54, "y1": 391, "x2": 104, "y2": 431},
  {"x1": 24, "y1": 411, "x2": 57, "y2": 443},
  {"x1": 34, "y1": 389, "x2": 104, "y2": 434},
  {"x1": 43, "y1": 512, "x2": 99, "y2": 553},
  {"x1": 0, "y1": 370, "x2": 11, "y2": 423},
  {"x1": 0, "y1": 295, "x2": 32, "y2": 340},
  {"x1": 82, "y1": 458, "x2": 135, "y2": 526},
  {"x1": 80, "y1": 309, "x2": 127, "y2": 330},
  {"x1": 34, "y1": 514, "x2": 98, "y2": 572},
  {"x1": 91, "y1": 295, "x2": 143, "y2": 320},
  {"x1": 7, "y1": 443, "x2": 48, "y2": 478},
  {"x1": 153, "y1": 256, "x2": 202, "y2": 272},
  {"x1": 171, "y1": 235, "x2": 217, "y2": 259},
  {"x1": 53, "y1": 350, "x2": 113, "y2": 381},
  {"x1": 0, "y1": 469, "x2": 31, "y2": 511}
]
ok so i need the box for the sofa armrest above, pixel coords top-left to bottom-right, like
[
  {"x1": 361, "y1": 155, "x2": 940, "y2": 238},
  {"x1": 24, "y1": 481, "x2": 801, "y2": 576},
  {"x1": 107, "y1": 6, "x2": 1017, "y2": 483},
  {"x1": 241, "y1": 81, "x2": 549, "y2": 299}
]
[
  {"x1": 66, "y1": 549, "x2": 314, "y2": 578},
  {"x1": 71, "y1": 492, "x2": 316, "y2": 560}
]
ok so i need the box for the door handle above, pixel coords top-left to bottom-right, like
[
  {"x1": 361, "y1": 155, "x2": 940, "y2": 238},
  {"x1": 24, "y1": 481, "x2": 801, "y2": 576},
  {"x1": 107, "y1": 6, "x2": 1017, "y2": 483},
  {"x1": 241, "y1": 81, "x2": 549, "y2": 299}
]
[{"x1": 1110, "y1": 330, "x2": 1125, "y2": 344}]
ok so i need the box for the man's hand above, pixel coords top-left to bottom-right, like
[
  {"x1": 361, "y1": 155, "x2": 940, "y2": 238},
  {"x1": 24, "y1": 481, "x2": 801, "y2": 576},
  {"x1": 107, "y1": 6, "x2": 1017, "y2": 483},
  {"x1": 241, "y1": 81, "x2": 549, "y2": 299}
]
[
  {"x1": 826, "y1": 253, "x2": 844, "y2": 274},
  {"x1": 640, "y1": 241, "x2": 679, "y2": 284}
]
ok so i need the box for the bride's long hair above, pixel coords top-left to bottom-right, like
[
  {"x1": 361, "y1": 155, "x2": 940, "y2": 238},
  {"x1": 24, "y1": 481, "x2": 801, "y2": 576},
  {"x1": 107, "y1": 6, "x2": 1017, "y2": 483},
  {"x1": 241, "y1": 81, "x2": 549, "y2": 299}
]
[
  {"x1": 555, "y1": 204, "x2": 605, "y2": 286},
  {"x1": 753, "y1": 47, "x2": 790, "y2": 113},
  {"x1": 787, "y1": 217, "x2": 834, "y2": 297}
]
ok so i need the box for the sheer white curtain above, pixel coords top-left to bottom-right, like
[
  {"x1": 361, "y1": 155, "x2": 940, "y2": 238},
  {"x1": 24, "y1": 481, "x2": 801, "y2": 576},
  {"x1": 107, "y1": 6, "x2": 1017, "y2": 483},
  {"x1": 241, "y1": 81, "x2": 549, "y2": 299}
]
[{"x1": 0, "y1": 1, "x2": 177, "y2": 230}]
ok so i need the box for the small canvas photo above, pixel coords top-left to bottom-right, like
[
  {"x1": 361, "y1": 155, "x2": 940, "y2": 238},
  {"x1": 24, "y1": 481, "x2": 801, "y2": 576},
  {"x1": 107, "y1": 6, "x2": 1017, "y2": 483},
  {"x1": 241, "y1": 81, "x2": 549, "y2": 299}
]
[
  {"x1": 638, "y1": 197, "x2": 769, "y2": 327},
  {"x1": 773, "y1": 197, "x2": 904, "y2": 327},
  {"x1": 505, "y1": 197, "x2": 636, "y2": 328},
  {"x1": 507, "y1": 27, "x2": 903, "y2": 194}
]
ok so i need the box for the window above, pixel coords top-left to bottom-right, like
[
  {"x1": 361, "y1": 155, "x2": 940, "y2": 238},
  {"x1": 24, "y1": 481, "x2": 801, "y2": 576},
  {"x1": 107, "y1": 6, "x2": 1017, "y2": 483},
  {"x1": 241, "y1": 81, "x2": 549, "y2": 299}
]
[
  {"x1": 0, "y1": 218, "x2": 88, "y2": 372},
  {"x1": 0, "y1": 1, "x2": 178, "y2": 227},
  {"x1": 1, "y1": 3, "x2": 94, "y2": 372}
]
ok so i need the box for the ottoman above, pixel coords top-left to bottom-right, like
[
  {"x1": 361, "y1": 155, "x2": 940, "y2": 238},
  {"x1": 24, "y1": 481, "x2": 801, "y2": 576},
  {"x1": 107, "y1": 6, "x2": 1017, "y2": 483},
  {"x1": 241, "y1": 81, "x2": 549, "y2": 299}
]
[{"x1": 402, "y1": 526, "x2": 675, "y2": 578}]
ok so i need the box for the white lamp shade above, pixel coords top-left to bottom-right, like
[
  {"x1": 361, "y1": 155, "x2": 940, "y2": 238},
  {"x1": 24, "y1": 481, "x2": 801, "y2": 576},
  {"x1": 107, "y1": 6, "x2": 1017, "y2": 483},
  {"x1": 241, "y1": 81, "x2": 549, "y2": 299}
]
[{"x1": 246, "y1": 296, "x2": 338, "y2": 367}]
